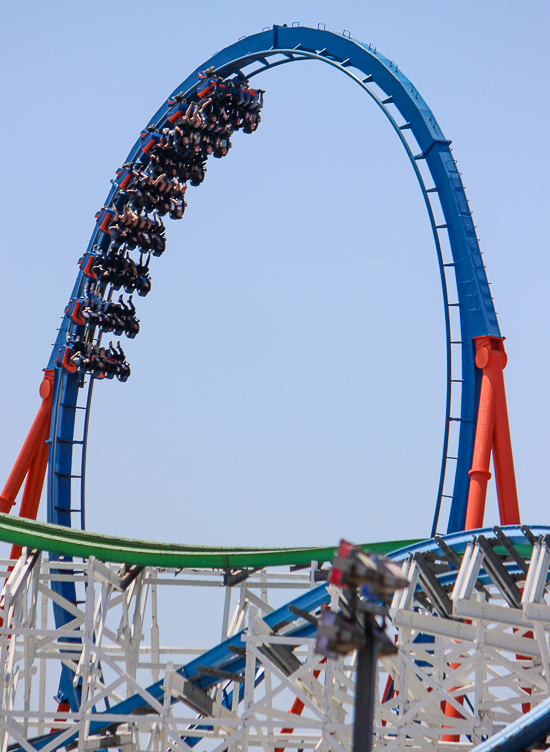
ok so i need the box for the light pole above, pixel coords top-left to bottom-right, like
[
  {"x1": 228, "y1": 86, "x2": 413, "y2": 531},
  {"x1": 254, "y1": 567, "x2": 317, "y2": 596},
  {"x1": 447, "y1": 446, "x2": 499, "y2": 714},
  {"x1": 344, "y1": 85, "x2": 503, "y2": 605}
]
[{"x1": 315, "y1": 540, "x2": 409, "y2": 752}]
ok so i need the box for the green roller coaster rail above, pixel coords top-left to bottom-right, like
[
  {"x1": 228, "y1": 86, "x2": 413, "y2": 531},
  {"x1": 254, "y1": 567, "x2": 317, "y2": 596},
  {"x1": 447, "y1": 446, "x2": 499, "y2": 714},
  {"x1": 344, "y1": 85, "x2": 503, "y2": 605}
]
[{"x1": 0, "y1": 513, "x2": 420, "y2": 569}]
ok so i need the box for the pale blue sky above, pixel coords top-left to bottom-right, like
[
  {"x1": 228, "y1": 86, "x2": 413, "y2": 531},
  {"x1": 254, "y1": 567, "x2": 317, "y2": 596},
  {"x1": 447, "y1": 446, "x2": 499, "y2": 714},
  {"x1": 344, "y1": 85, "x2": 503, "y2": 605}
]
[{"x1": 0, "y1": 1, "x2": 549, "y2": 550}]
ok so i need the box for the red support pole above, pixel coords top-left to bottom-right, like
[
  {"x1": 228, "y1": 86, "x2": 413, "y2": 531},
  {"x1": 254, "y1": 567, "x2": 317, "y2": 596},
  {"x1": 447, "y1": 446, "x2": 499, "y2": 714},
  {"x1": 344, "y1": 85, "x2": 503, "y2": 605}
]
[
  {"x1": 465, "y1": 337, "x2": 519, "y2": 530},
  {"x1": 381, "y1": 673, "x2": 396, "y2": 727},
  {"x1": 18, "y1": 418, "x2": 51, "y2": 521},
  {"x1": 442, "y1": 692, "x2": 464, "y2": 742},
  {"x1": 465, "y1": 339, "x2": 497, "y2": 530},
  {"x1": 50, "y1": 702, "x2": 71, "y2": 734},
  {"x1": 489, "y1": 346, "x2": 520, "y2": 524},
  {"x1": 443, "y1": 654, "x2": 468, "y2": 741},
  {"x1": 274, "y1": 665, "x2": 323, "y2": 752},
  {"x1": 0, "y1": 370, "x2": 54, "y2": 514},
  {"x1": 455, "y1": 337, "x2": 521, "y2": 738},
  {"x1": 9, "y1": 421, "x2": 51, "y2": 560}
]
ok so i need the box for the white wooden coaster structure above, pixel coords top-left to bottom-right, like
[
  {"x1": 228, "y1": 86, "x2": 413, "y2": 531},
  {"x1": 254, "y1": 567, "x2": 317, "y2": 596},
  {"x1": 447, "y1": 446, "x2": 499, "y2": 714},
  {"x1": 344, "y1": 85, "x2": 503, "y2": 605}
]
[{"x1": 1, "y1": 528, "x2": 550, "y2": 752}]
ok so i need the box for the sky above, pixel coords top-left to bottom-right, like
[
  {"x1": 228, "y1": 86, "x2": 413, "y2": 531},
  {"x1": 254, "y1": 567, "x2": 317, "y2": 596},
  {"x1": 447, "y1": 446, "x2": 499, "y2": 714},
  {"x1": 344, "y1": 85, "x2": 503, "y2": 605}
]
[{"x1": 0, "y1": 1, "x2": 549, "y2": 554}]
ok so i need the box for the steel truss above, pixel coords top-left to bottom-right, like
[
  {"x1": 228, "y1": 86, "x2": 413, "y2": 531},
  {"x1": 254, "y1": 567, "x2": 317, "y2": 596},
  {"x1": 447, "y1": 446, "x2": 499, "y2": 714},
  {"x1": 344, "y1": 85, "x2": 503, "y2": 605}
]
[{"x1": 2, "y1": 530, "x2": 550, "y2": 752}]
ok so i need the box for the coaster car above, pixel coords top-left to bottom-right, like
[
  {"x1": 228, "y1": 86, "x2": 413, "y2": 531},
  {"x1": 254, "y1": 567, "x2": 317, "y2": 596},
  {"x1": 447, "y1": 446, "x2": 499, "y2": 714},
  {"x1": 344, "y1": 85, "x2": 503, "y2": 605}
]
[
  {"x1": 58, "y1": 346, "x2": 77, "y2": 374},
  {"x1": 196, "y1": 74, "x2": 227, "y2": 100},
  {"x1": 140, "y1": 131, "x2": 161, "y2": 154},
  {"x1": 64, "y1": 299, "x2": 85, "y2": 326},
  {"x1": 78, "y1": 252, "x2": 97, "y2": 280},
  {"x1": 166, "y1": 101, "x2": 189, "y2": 124},
  {"x1": 116, "y1": 165, "x2": 137, "y2": 191},
  {"x1": 95, "y1": 208, "x2": 114, "y2": 233}
]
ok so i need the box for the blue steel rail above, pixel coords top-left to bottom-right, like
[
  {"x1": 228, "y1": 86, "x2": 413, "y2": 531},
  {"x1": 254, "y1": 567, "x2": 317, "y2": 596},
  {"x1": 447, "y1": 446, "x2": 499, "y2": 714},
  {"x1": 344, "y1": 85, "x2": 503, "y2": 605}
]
[
  {"x1": 468, "y1": 695, "x2": 550, "y2": 752},
  {"x1": 12, "y1": 526, "x2": 549, "y2": 752}
]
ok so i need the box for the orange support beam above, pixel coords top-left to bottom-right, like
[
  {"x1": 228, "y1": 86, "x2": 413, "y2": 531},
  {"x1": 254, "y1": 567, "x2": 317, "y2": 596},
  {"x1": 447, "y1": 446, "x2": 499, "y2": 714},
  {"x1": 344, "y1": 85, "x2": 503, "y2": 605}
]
[
  {"x1": 447, "y1": 338, "x2": 521, "y2": 738},
  {"x1": 465, "y1": 337, "x2": 520, "y2": 530},
  {"x1": 442, "y1": 668, "x2": 465, "y2": 742},
  {"x1": 0, "y1": 370, "x2": 54, "y2": 515},
  {"x1": 274, "y1": 665, "x2": 323, "y2": 752},
  {"x1": 9, "y1": 420, "x2": 51, "y2": 560},
  {"x1": 50, "y1": 702, "x2": 71, "y2": 734}
]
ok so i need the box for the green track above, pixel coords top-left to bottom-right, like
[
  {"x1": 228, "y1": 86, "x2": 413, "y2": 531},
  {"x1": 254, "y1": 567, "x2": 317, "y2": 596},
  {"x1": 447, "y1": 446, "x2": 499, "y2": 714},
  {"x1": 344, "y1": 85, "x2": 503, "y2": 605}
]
[{"x1": 0, "y1": 513, "x2": 420, "y2": 569}]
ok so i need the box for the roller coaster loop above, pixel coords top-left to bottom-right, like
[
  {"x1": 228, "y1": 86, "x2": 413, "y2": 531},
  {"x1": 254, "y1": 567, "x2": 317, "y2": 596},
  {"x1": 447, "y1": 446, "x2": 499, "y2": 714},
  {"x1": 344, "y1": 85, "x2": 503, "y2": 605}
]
[{"x1": 0, "y1": 25, "x2": 520, "y2": 550}]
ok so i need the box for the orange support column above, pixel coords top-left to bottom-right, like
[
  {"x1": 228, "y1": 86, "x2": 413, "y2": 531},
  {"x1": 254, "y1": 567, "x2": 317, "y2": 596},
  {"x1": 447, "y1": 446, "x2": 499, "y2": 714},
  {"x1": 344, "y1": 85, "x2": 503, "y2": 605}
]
[
  {"x1": 488, "y1": 345, "x2": 520, "y2": 525},
  {"x1": 16, "y1": 420, "x2": 50, "y2": 522},
  {"x1": 0, "y1": 370, "x2": 54, "y2": 515},
  {"x1": 442, "y1": 683, "x2": 464, "y2": 742},
  {"x1": 451, "y1": 338, "x2": 520, "y2": 738},
  {"x1": 274, "y1": 665, "x2": 323, "y2": 752},
  {"x1": 465, "y1": 337, "x2": 519, "y2": 530},
  {"x1": 9, "y1": 421, "x2": 51, "y2": 560},
  {"x1": 443, "y1": 652, "x2": 469, "y2": 741}
]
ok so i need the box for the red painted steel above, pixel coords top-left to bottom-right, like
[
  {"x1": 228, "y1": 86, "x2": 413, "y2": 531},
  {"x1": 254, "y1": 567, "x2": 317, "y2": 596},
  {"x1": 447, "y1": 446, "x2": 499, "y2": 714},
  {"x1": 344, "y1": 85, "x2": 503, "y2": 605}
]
[
  {"x1": 50, "y1": 702, "x2": 70, "y2": 734},
  {"x1": 455, "y1": 342, "x2": 520, "y2": 738},
  {"x1": 9, "y1": 421, "x2": 51, "y2": 560},
  {"x1": 0, "y1": 370, "x2": 54, "y2": 514},
  {"x1": 442, "y1": 683, "x2": 464, "y2": 742},
  {"x1": 465, "y1": 337, "x2": 520, "y2": 530},
  {"x1": 274, "y1": 665, "x2": 323, "y2": 752}
]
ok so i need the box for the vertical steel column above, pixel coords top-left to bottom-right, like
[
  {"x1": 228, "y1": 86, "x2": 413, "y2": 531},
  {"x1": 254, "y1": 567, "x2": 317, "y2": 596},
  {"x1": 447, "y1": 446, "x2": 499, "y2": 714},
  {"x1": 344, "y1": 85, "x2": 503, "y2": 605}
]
[
  {"x1": 0, "y1": 370, "x2": 54, "y2": 514},
  {"x1": 465, "y1": 336, "x2": 519, "y2": 529}
]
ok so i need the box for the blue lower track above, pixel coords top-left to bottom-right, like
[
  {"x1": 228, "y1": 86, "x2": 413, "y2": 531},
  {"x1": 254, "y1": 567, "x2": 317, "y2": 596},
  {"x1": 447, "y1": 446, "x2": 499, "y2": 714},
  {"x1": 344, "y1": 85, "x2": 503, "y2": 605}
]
[{"x1": 469, "y1": 696, "x2": 550, "y2": 752}]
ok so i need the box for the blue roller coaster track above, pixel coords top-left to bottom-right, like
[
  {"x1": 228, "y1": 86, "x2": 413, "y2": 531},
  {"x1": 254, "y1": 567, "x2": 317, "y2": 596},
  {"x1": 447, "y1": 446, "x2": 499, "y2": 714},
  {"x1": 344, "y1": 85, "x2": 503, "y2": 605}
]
[
  {"x1": 21, "y1": 23, "x2": 537, "y2": 752},
  {"x1": 46, "y1": 24, "x2": 499, "y2": 552}
]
